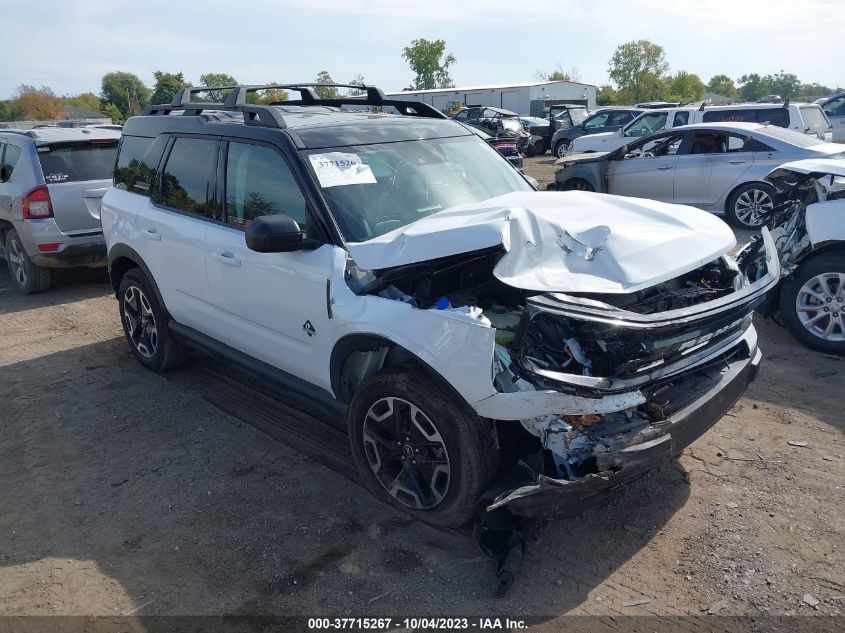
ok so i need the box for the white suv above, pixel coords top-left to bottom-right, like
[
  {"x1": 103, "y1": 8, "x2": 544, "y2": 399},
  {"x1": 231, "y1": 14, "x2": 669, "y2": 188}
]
[
  {"x1": 102, "y1": 84, "x2": 778, "y2": 528},
  {"x1": 568, "y1": 102, "x2": 833, "y2": 155}
]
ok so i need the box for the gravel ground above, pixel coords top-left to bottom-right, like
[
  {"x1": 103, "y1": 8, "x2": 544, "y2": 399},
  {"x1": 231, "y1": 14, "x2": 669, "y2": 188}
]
[{"x1": 0, "y1": 165, "x2": 843, "y2": 628}]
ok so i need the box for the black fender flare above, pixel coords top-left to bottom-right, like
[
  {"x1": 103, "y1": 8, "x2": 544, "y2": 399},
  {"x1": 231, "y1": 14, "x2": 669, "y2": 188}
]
[
  {"x1": 329, "y1": 333, "x2": 477, "y2": 416},
  {"x1": 107, "y1": 243, "x2": 166, "y2": 310}
]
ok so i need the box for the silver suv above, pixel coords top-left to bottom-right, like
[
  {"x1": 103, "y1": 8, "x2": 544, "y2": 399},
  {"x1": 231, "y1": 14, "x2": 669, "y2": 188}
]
[{"x1": 0, "y1": 127, "x2": 120, "y2": 294}]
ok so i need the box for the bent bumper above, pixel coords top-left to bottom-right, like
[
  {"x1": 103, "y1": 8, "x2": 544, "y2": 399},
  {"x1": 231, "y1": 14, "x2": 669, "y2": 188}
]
[{"x1": 486, "y1": 345, "x2": 762, "y2": 519}]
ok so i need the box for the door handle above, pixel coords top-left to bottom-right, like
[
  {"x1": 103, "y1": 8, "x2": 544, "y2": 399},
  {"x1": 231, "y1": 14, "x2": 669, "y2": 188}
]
[
  {"x1": 210, "y1": 251, "x2": 241, "y2": 267},
  {"x1": 727, "y1": 160, "x2": 748, "y2": 165},
  {"x1": 656, "y1": 165, "x2": 673, "y2": 170},
  {"x1": 142, "y1": 228, "x2": 161, "y2": 241}
]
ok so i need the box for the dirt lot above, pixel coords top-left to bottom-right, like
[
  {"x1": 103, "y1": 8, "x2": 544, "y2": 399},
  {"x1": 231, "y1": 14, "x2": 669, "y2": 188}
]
[{"x1": 1, "y1": 159, "x2": 843, "y2": 628}]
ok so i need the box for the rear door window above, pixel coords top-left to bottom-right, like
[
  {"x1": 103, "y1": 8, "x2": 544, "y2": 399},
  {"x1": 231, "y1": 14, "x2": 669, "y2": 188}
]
[
  {"x1": 37, "y1": 141, "x2": 118, "y2": 183},
  {"x1": 160, "y1": 137, "x2": 219, "y2": 218},
  {"x1": 114, "y1": 135, "x2": 168, "y2": 196}
]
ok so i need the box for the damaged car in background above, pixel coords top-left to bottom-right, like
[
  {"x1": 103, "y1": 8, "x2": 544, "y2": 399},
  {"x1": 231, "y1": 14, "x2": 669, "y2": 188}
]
[
  {"x1": 758, "y1": 159, "x2": 845, "y2": 354},
  {"x1": 105, "y1": 87, "x2": 779, "y2": 540}
]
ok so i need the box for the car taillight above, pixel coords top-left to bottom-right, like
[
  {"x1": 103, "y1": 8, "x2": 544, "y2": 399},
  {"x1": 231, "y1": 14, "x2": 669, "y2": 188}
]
[{"x1": 23, "y1": 185, "x2": 53, "y2": 219}]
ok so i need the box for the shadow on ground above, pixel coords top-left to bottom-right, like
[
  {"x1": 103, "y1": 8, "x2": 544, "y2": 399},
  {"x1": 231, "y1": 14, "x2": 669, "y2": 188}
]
[{"x1": 0, "y1": 336, "x2": 691, "y2": 617}]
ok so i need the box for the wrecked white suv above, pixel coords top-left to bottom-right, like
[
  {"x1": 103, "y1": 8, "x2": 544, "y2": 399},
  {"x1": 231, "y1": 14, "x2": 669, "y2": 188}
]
[{"x1": 102, "y1": 85, "x2": 780, "y2": 529}]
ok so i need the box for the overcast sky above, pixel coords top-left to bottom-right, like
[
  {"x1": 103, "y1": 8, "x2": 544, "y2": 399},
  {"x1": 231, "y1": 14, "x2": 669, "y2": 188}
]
[{"x1": 2, "y1": 0, "x2": 842, "y2": 99}]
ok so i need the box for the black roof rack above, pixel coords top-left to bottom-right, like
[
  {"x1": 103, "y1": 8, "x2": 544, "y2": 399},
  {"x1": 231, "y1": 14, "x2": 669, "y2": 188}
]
[{"x1": 141, "y1": 83, "x2": 447, "y2": 130}]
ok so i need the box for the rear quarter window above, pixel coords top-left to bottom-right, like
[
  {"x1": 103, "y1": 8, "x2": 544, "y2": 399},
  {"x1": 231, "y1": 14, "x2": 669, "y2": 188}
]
[
  {"x1": 38, "y1": 141, "x2": 118, "y2": 183},
  {"x1": 114, "y1": 135, "x2": 168, "y2": 196},
  {"x1": 1, "y1": 143, "x2": 22, "y2": 181}
]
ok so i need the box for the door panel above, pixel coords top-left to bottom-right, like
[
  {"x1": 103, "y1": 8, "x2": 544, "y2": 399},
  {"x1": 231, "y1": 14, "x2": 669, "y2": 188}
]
[
  {"x1": 134, "y1": 136, "x2": 219, "y2": 327},
  {"x1": 203, "y1": 225, "x2": 337, "y2": 387},
  {"x1": 672, "y1": 153, "x2": 753, "y2": 207},
  {"x1": 202, "y1": 140, "x2": 338, "y2": 385},
  {"x1": 606, "y1": 155, "x2": 676, "y2": 201},
  {"x1": 134, "y1": 199, "x2": 209, "y2": 327}
]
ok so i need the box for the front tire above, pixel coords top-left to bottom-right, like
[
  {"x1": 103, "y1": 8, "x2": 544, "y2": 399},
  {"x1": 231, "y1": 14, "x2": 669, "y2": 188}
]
[
  {"x1": 348, "y1": 367, "x2": 498, "y2": 528},
  {"x1": 725, "y1": 183, "x2": 775, "y2": 229},
  {"x1": 554, "y1": 139, "x2": 571, "y2": 158},
  {"x1": 118, "y1": 269, "x2": 186, "y2": 371},
  {"x1": 4, "y1": 229, "x2": 51, "y2": 295},
  {"x1": 560, "y1": 178, "x2": 595, "y2": 192},
  {"x1": 780, "y1": 254, "x2": 845, "y2": 355}
]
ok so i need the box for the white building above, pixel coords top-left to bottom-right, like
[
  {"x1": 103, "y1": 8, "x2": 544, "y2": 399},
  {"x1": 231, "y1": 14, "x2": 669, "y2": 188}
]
[{"x1": 387, "y1": 80, "x2": 597, "y2": 116}]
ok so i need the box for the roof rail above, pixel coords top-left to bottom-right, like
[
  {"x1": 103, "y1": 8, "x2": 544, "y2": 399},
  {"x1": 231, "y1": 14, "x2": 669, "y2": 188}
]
[
  {"x1": 140, "y1": 83, "x2": 447, "y2": 129},
  {"x1": 0, "y1": 129, "x2": 37, "y2": 138}
]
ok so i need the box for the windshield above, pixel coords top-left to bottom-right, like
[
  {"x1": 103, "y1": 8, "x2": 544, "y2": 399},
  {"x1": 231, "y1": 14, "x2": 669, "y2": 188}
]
[
  {"x1": 306, "y1": 135, "x2": 532, "y2": 243},
  {"x1": 569, "y1": 109, "x2": 588, "y2": 125},
  {"x1": 800, "y1": 105, "x2": 832, "y2": 134},
  {"x1": 501, "y1": 117, "x2": 523, "y2": 133},
  {"x1": 623, "y1": 112, "x2": 668, "y2": 137}
]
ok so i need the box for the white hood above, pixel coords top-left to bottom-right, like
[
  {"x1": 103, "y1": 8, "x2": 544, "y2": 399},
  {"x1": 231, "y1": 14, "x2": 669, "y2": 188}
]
[{"x1": 347, "y1": 191, "x2": 736, "y2": 294}]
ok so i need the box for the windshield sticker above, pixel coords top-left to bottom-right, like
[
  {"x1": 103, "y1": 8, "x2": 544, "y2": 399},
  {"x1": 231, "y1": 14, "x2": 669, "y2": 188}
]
[
  {"x1": 309, "y1": 153, "x2": 376, "y2": 188},
  {"x1": 45, "y1": 172, "x2": 69, "y2": 183}
]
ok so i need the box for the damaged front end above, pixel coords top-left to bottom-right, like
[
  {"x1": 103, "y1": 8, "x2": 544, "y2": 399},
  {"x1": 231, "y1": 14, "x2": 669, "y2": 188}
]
[
  {"x1": 481, "y1": 230, "x2": 778, "y2": 519},
  {"x1": 345, "y1": 193, "x2": 779, "y2": 520}
]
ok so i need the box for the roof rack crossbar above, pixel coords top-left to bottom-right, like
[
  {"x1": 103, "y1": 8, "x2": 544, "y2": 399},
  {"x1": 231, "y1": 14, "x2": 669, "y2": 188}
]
[
  {"x1": 278, "y1": 97, "x2": 447, "y2": 120},
  {"x1": 140, "y1": 83, "x2": 446, "y2": 128}
]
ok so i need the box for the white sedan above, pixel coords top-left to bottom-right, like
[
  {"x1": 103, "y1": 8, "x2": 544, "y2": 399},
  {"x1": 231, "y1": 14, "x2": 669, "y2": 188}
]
[{"x1": 554, "y1": 123, "x2": 845, "y2": 228}]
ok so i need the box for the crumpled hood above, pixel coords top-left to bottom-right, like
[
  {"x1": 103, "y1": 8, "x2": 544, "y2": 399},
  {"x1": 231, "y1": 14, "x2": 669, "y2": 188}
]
[{"x1": 347, "y1": 191, "x2": 736, "y2": 294}]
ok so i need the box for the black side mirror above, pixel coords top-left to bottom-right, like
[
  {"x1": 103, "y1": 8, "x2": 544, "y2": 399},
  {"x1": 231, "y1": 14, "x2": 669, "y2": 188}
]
[
  {"x1": 0, "y1": 166, "x2": 9, "y2": 183},
  {"x1": 245, "y1": 214, "x2": 319, "y2": 253}
]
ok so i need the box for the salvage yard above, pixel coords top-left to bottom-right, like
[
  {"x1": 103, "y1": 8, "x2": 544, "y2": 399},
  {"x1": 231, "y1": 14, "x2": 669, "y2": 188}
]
[{"x1": 0, "y1": 157, "x2": 843, "y2": 625}]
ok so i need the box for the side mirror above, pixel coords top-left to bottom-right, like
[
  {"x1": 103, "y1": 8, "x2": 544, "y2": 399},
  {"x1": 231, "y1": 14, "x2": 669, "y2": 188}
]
[
  {"x1": 0, "y1": 166, "x2": 9, "y2": 183},
  {"x1": 612, "y1": 145, "x2": 629, "y2": 160},
  {"x1": 245, "y1": 214, "x2": 319, "y2": 253}
]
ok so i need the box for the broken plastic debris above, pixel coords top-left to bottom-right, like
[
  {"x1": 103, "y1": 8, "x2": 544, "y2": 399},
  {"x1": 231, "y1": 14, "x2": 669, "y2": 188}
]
[{"x1": 787, "y1": 440, "x2": 809, "y2": 448}]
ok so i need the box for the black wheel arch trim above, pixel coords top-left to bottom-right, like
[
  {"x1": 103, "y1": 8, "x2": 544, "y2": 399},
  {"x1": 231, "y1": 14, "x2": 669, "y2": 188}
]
[
  {"x1": 107, "y1": 243, "x2": 166, "y2": 310},
  {"x1": 330, "y1": 333, "x2": 478, "y2": 416}
]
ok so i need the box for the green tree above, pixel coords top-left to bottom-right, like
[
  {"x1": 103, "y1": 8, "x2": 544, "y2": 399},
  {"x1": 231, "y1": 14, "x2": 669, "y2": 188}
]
[
  {"x1": 347, "y1": 73, "x2": 366, "y2": 96},
  {"x1": 150, "y1": 71, "x2": 188, "y2": 105},
  {"x1": 62, "y1": 92, "x2": 101, "y2": 111},
  {"x1": 705, "y1": 74, "x2": 737, "y2": 98},
  {"x1": 101, "y1": 102, "x2": 125, "y2": 124},
  {"x1": 608, "y1": 39, "x2": 669, "y2": 103},
  {"x1": 0, "y1": 100, "x2": 13, "y2": 121},
  {"x1": 764, "y1": 71, "x2": 801, "y2": 99},
  {"x1": 199, "y1": 73, "x2": 238, "y2": 101},
  {"x1": 101, "y1": 72, "x2": 150, "y2": 118},
  {"x1": 254, "y1": 83, "x2": 288, "y2": 105},
  {"x1": 596, "y1": 85, "x2": 617, "y2": 106},
  {"x1": 664, "y1": 71, "x2": 705, "y2": 103},
  {"x1": 314, "y1": 71, "x2": 339, "y2": 99},
  {"x1": 737, "y1": 73, "x2": 769, "y2": 101},
  {"x1": 535, "y1": 64, "x2": 580, "y2": 82},
  {"x1": 402, "y1": 38, "x2": 456, "y2": 90},
  {"x1": 11, "y1": 84, "x2": 63, "y2": 120}
]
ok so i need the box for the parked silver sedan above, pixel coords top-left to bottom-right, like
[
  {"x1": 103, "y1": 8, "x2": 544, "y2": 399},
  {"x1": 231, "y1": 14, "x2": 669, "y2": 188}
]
[{"x1": 554, "y1": 122, "x2": 845, "y2": 228}]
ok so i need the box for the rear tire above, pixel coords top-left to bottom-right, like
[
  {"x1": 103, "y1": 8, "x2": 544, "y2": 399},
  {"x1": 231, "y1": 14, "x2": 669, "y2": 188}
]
[
  {"x1": 347, "y1": 367, "x2": 498, "y2": 528},
  {"x1": 4, "y1": 228, "x2": 50, "y2": 295},
  {"x1": 725, "y1": 183, "x2": 775, "y2": 229},
  {"x1": 779, "y1": 253, "x2": 845, "y2": 355},
  {"x1": 118, "y1": 268, "x2": 186, "y2": 372}
]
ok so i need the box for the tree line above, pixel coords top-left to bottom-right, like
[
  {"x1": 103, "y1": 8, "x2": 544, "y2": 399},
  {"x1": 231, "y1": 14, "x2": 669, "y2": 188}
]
[
  {"x1": 0, "y1": 70, "x2": 366, "y2": 123},
  {"x1": 2, "y1": 38, "x2": 840, "y2": 122}
]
